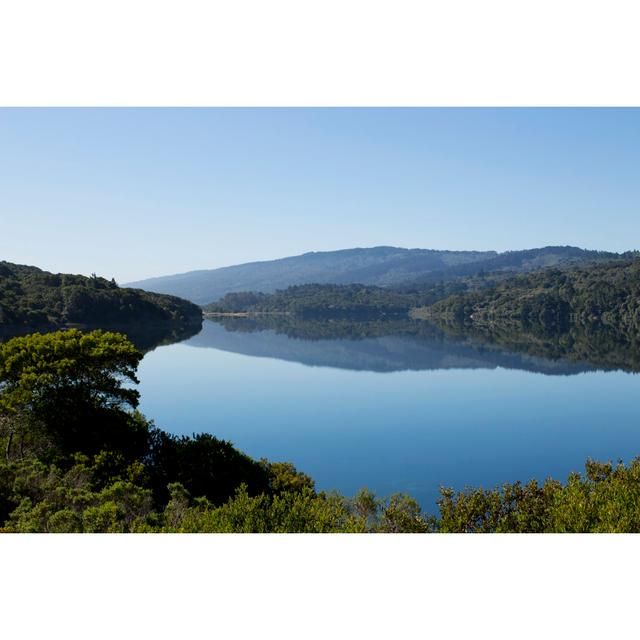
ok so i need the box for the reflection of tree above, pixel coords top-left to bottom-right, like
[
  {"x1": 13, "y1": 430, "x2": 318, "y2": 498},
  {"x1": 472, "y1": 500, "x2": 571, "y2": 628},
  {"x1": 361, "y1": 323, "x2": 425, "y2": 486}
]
[
  {"x1": 212, "y1": 314, "x2": 438, "y2": 342},
  {"x1": 0, "y1": 320, "x2": 202, "y2": 355},
  {"x1": 431, "y1": 317, "x2": 640, "y2": 373},
  {"x1": 203, "y1": 315, "x2": 636, "y2": 375}
]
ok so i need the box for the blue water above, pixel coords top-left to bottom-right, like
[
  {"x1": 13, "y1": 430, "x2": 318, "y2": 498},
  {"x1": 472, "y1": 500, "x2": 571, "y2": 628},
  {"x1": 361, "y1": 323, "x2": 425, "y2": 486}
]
[{"x1": 137, "y1": 319, "x2": 640, "y2": 509}]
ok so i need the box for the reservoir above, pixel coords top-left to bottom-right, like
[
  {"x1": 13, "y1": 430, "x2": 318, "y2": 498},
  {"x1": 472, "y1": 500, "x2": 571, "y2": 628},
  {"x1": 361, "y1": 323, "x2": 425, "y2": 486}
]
[{"x1": 137, "y1": 317, "x2": 640, "y2": 509}]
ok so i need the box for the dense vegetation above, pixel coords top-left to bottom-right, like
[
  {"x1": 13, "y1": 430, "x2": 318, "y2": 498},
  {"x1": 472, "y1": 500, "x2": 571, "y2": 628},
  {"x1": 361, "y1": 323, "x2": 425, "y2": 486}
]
[
  {"x1": 436, "y1": 458, "x2": 640, "y2": 533},
  {"x1": 0, "y1": 330, "x2": 300, "y2": 529},
  {"x1": 2, "y1": 328, "x2": 640, "y2": 533},
  {"x1": 126, "y1": 246, "x2": 497, "y2": 304},
  {"x1": 423, "y1": 258, "x2": 640, "y2": 331},
  {"x1": 0, "y1": 261, "x2": 202, "y2": 332},
  {"x1": 203, "y1": 249, "x2": 633, "y2": 318},
  {"x1": 404, "y1": 258, "x2": 640, "y2": 373},
  {"x1": 403, "y1": 246, "x2": 624, "y2": 289},
  {"x1": 204, "y1": 282, "x2": 469, "y2": 317},
  {"x1": 128, "y1": 245, "x2": 619, "y2": 304},
  {"x1": 0, "y1": 329, "x2": 432, "y2": 532}
]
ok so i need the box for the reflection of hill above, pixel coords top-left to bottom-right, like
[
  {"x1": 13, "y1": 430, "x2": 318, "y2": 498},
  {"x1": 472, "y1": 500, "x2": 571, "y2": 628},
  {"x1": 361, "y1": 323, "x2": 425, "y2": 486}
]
[
  {"x1": 185, "y1": 318, "x2": 596, "y2": 375},
  {"x1": 431, "y1": 318, "x2": 640, "y2": 374},
  {"x1": 0, "y1": 320, "x2": 202, "y2": 354},
  {"x1": 121, "y1": 321, "x2": 203, "y2": 352}
]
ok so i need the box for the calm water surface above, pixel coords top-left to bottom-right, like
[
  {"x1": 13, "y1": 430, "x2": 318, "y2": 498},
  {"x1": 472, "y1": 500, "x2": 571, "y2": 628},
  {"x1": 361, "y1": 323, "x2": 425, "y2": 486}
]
[{"x1": 137, "y1": 319, "x2": 640, "y2": 509}]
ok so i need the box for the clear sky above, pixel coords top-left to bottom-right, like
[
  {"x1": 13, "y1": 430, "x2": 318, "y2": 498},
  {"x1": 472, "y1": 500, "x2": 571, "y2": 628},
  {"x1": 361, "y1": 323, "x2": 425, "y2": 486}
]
[{"x1": 1, "y1": 108, "x2": 639, "y2": 283}]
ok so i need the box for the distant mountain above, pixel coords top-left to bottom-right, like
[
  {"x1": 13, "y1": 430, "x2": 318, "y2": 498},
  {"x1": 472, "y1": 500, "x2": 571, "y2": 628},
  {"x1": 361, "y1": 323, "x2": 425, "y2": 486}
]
[
  {"x1": 125, "y1": 247, "x2": 496, "y2": 304},
  {"x1": 125, "y1": 245, "x2": 623, "y2": 305},
  {"x1": 0, "y1": 261, "x2": 202, "y2": 338},
  {"x1": 399, "y1": 246, "x2": 623, "y2": 288}
]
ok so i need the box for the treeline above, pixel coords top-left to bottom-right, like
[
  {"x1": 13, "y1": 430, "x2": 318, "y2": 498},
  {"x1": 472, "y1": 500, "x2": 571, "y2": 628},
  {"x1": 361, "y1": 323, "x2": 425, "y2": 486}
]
[
  {"x1": 204, "y1": 282, "x2": 470, "y2": 317},
  {"x1": 404, "y1": 245, "x2": 626, "y2": 288},
  {"x1": 0, "y1": 261, "x2": 202, "y2": 330},
  {"x1": 201, "y1": 251, "x2": 633, "y2": 319},
  {"x1": 424, "y1": 258, "x2": 640, "y2": 332},
  {"x1": 2, "y1": 328, "x2": 640, "y2": 532}
]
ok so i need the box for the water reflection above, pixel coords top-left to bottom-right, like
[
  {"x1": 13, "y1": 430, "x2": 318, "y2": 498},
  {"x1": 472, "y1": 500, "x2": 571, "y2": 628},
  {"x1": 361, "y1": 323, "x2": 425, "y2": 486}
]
[
  {"x1": 0, "y1": 319, "x2": 202, "y2": 353},
  {"x1": 186, "y1": 316, "x2": 630, "y2": 375},
  {"x1": 138, "y1": 315, "x2": 640, "y2": 508}
]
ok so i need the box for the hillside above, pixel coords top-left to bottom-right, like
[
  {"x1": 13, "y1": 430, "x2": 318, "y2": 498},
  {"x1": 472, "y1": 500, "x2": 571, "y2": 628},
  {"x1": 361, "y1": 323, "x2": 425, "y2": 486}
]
[
  {"x1": 399, "y1": 246, "x2": 623, "y2": 288},
  {"x1": 0, "y1": 261, "x2": 203, "y2": 332},
  {"x1": 420, "y1": 258, "x2": 640, "y2": 332},
  {"x1": 125, "y1": 246, "x2": 496, "y2": 304},
  {"x1": 125, "y1": 245, "x2": 623, "y2": 305},
  {"x1": 205, "y1": 283, "x2": 425, "y2": 316},
  {"x1": 203, "y1": 281, "x2": 476, "y2": 317}
]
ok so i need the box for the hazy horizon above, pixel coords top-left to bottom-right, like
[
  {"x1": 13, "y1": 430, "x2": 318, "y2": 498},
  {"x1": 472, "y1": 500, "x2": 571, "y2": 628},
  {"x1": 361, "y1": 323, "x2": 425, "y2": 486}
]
[{"x1": 2, "y1": 108, "x2": 639, "y2": 282}]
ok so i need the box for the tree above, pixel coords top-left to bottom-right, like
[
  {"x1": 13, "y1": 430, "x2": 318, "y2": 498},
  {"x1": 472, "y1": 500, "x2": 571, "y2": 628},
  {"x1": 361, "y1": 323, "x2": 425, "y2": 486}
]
[
  {"x1": 264, "y1": 461, "x2": 316, "y2": 495},
  {"x1": 0, "y1": 329, "x2": 146, "y2": 462},
  {"x1": 144, "y1": 430, "x2": 271, "y2": 506},
  {"x1": 350, "y1": 488, "x2": 380, "y2": 530}
]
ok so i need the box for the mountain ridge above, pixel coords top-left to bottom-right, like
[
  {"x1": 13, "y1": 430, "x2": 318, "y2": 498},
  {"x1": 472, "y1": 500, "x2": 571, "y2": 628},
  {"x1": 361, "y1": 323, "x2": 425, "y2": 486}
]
[{"x1": 125, "y1": 245, "x2": 624, "y2": 305}]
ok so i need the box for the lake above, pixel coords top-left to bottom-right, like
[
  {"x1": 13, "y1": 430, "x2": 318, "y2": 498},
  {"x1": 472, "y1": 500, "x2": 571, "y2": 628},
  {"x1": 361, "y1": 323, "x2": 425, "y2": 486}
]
[{"x1": 136, "y1": 317, "x2": 640, "y2": 509}]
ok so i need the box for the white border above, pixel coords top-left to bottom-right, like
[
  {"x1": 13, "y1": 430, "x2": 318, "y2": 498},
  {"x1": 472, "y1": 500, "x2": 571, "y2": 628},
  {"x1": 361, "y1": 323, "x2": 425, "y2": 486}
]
[
  {"x1": 1, "y1": 1, "x2": 639, "y2": 637},
  {"x1": 2, "y1": 534, "x2": 639, "y2": 639},
  {"x1": 1, "y1": 0, "x2": 640, "y2": 106}
]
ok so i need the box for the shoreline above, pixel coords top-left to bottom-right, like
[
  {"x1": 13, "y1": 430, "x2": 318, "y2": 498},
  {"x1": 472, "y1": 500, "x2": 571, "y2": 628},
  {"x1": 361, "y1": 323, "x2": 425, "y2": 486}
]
[{"x1": 203, "y1": 311, "x2": 291, "y2": 318}]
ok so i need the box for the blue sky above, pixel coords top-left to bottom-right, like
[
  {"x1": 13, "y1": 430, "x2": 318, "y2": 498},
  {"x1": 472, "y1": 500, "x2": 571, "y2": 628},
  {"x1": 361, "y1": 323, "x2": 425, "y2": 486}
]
[{"x1": 1, "y1": 108, "x2": 639, "y2": 283}]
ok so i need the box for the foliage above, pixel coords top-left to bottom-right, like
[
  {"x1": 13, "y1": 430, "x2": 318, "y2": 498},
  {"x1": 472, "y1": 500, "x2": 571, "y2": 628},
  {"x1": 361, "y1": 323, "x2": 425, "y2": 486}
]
[
  {"x1": 4, "y1": 445, "x2": 640, "y2": 532},
  {"x1": 263, "y1": 461, "x2": 316, "y2": 494},
  {"x1": 404, "y1": 245, "x2": 624, "y2": 289},
  {"x1": 129, "y1": 246, "x2": 498, "y2": 305},
  {"x1": 0, "y1": 455, "x2": 156, "y2": 533},
  {"x1": 153, "y1": 457, "x2": 640, "y2": 533},
  {"x1": 203, "y1": 249, "x2": 632, "y2": 319},
  {"x1": 415, "y1": 258, "x2": 640, "y2": 371},
  {"x1": 158, "y1": 483, "x2": 435, "y2": 533},
  {"x1": 204, "y1": 283, "x2": 453, "y2": 317},
  {"x1": 0, "y1": 328, "x2": 142, "y2": 414},
  {"x1": 130, "y1": 245, "x2": 623, "y2": 305},
  {"x1": 0, "y1": 330, "x2": 149, "y2": 463},
  {"x1": 144, "y1": 429, "x2": 271, "y2": 506},
  {"x1": 0, "y1": 330, "x2": 272, "y2": 510},
  {"x1": 426, "y1": 258, "x2": 640, "y2": 331},
  {"x1": 436, "y1": 459, "x2": 640, "y2": 533},
  {"x1": 160, "y1": 485, "x2": 354, "y2": 533},
  {"x1": 2, "y1": 328, "x2": 640, "y2": 533},
  {"x1": 0, "y1": 260, "x2": 202, "y2": 330}
]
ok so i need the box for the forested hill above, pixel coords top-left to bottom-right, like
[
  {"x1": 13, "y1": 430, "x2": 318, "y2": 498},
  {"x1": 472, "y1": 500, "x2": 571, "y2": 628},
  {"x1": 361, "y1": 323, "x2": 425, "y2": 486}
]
[
  {"x1": 204, "y1": 251, "x2": 634, "y2": 318},
  {"x1": 400, "y1": 246, "x2": 623, "y2": 288},
  {"x1": 0, "y1": 261, "x2": 202, "y2": 330},
  {"x1": 421, "y1": 258, "x2": 640, "y2": 332},
  {"x1": 126, "y1": 245, "x2": 623, "y2": 304},
  {"x1": 204, "y1": 284, "x2": 441, "y2": 317},
  {"x1": 125, "y1": 246, "x2": 497, "y2": 303}
]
